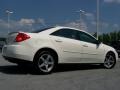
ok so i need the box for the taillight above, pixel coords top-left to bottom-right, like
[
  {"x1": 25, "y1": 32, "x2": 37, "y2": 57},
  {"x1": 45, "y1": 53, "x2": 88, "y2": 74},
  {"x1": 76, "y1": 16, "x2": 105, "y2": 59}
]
[{"x1": 15, "y1": 33, "x2": 30, "y2": 42}]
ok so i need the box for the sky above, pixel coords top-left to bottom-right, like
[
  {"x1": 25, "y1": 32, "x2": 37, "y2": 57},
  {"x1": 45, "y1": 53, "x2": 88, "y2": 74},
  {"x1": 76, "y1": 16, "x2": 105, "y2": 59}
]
[{"x1": 0, "y1": 0, "x2": 120, "y2": 37}]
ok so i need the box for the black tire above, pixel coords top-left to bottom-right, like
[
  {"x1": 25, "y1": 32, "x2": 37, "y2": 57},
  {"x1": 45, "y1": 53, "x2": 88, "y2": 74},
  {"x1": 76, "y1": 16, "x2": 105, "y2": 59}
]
[
  {"x1": 103, "y1": 52, "x2": 116, "y2": 69},
  {"x1": 34, "y1": 51, "x2": 56, "y2": 74}
]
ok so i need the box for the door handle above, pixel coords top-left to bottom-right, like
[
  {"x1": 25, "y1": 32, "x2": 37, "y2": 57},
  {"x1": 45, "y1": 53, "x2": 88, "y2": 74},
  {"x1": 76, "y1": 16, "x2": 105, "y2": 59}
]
[
  {"x1": 55, "y1": 39, "x2": 62, "y2": 42},
  {"x1": 82, "y1": 44, "x2": 88, "y2": 47}
]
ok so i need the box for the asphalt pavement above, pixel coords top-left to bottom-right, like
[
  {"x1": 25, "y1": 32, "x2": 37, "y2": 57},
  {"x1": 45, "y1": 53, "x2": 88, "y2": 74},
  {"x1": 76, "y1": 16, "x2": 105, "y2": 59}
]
[{"x1": 0, "y1": 53, "x2": 120, "y2": 90}]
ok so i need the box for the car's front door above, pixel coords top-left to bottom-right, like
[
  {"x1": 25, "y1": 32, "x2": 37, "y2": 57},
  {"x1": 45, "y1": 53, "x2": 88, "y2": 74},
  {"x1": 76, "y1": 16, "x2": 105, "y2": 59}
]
[{"x1": 76, "y1": 31, "x2": 104, "y2": 63}]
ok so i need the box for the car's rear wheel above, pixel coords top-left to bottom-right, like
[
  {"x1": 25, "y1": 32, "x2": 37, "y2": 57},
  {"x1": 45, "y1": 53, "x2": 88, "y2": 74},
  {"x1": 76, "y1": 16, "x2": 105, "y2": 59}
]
[
  {"x1": 103, "y1": 53, "x2": 116, "y2": 69},
  {"x1": 34, "y1": 51, "x2": 56, "y2": 74}
]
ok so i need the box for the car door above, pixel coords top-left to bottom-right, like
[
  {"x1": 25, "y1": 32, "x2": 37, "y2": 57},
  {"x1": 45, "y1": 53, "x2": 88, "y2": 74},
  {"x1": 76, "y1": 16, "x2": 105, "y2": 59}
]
[
  {"x1": 76, "y1": 31, "x2": 104, "y2": 63},
  {"x1": 50, "y1": 28, "x2": 83, "y2": 63}
]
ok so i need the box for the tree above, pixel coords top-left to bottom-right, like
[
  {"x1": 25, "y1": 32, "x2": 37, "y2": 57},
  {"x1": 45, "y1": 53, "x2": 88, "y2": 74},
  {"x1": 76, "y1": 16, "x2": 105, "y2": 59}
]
[{"x1": 98, "y1": 30, "x2": 120, "y2": 45}]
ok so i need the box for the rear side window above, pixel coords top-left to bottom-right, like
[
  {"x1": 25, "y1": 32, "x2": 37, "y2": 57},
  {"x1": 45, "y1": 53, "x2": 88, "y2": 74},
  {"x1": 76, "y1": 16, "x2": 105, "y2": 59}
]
[{"x1": 51, "y1": 29, "x2": 77, "y2": 39}]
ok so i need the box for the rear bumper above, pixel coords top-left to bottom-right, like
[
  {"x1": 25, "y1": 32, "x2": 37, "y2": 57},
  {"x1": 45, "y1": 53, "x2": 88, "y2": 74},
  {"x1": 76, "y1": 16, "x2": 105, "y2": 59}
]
[
  {"x1": 2, "y1": 45, "x2": 34, "y2": 62},
  {"x1": 3, "y1": 56, "x2": 32, "y2": 64}
]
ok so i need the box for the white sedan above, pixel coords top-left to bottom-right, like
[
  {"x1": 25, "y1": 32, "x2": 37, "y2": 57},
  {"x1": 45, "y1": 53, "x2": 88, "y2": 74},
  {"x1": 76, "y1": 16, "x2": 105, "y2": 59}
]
[{"x1": 2, "y1": 26, "x2": 118, "y2": 74}]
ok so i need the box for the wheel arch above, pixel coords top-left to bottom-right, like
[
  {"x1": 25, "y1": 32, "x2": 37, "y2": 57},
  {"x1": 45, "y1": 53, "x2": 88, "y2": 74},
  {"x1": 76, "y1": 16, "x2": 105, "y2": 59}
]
[
  {"x1": 102, "y1": 50, "x2": 117, "y2": 69},
  {"x1": 105, "y1": 51, "x2": 116, "y2": 61},
  {"x1": 33, "y1": 47, "x2": 59, "y2": 64}
]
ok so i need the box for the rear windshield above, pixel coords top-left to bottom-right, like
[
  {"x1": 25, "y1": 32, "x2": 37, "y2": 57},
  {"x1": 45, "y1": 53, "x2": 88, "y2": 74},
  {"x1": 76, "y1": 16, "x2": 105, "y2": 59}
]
[{"x1": 32, "y1": 27, "x2": 54, "y2": 33}]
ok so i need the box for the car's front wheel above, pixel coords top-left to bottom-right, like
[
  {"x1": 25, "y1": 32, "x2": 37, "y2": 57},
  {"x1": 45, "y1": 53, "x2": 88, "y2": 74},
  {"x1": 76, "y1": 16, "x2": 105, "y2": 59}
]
[
  {"x1": 103, "y1": 52, "x2": 116, "y2": 69},
  {"x1": 34, "y1": 51, "x2": 56, "y2": 74}
]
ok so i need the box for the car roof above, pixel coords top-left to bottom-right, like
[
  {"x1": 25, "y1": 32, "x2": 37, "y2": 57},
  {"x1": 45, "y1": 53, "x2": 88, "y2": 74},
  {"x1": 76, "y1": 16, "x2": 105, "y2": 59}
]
[
  {"x1": 38, "y1": 26, "x2": 97, "y2": 40},
  {"x1": 54, "y1": 26, "x2": 84, "y2": 31},
  {"x1": 54, "y1": 26, "x2": 96, "y2": 37}
]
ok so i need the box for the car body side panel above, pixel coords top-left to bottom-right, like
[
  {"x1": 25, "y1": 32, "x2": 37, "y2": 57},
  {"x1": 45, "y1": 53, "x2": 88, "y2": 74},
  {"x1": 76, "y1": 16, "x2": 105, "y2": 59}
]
[{"x1": 2, "y1": 27, "x2": 118, "y2": 64}]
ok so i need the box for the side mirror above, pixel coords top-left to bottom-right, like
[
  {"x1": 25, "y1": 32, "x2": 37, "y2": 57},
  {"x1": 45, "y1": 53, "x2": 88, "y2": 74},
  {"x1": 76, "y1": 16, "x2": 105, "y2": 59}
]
[{"x1": 96, "y1": 40, "x2": 101, "y2": 45}]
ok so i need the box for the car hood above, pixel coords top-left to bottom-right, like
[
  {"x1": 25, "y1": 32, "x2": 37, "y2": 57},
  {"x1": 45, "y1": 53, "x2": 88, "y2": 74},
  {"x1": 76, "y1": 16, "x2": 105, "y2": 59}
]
[{"x1": 102, "y1": 43, "x2": 115, "y2": 51}]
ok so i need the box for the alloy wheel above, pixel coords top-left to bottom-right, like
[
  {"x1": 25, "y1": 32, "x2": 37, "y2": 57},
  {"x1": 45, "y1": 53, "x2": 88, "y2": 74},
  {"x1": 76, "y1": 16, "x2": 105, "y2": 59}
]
[
  {"x1": 104, "y1": 54, "x2": 116, "y2": 69},
  {"x1": 38, "y1": 53, "x2": 55, "y2": 73}
]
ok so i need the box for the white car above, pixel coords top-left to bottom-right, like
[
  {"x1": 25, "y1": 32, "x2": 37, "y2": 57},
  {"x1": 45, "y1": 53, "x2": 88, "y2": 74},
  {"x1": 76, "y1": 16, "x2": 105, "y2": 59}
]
[{"x1": 2, "y1": 26, "x2": 118, "y2": 74}]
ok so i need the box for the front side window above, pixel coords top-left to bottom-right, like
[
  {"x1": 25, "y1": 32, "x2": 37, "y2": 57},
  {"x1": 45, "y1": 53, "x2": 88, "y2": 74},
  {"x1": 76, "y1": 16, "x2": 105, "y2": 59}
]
[
  {"x1": 77, "y1": 31, "x2": 97, "y2": 44},
  {"x1": 51, "y1": 29, "x2": 76, "y2": 39}
]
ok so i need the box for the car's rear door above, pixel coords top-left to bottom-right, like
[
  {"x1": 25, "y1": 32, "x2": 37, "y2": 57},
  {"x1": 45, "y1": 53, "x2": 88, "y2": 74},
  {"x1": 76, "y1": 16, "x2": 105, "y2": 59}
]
[{"x1": 50, "y1": 28, "x2": 83, "y2": 63}]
